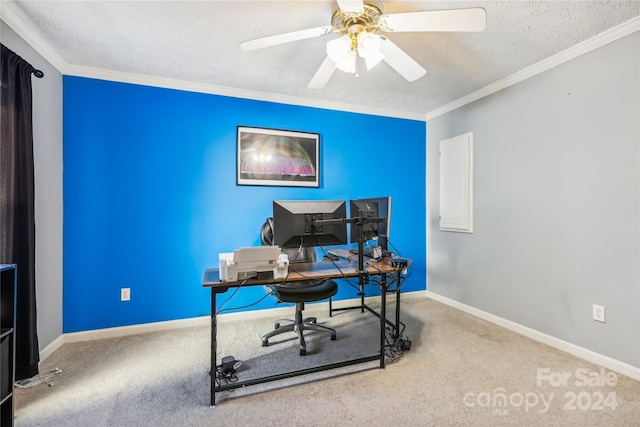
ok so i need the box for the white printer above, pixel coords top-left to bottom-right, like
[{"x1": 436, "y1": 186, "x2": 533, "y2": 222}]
[{"x1": 218, "y1": 246, "x2": 289, "y2": 282}]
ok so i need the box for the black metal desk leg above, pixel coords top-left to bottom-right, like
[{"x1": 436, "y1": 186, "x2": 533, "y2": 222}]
[
  {"x1": 210, "y1": 290, "x2": 217, "y2": 407},
  {"x1": 380, "y1": 283, "x2": 386, "y2": 369},
  {"x1": 395, "y1": 280, "x2": 401, "y2": 338}
]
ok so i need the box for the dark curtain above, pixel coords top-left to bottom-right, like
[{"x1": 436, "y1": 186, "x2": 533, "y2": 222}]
[{"x1": 1, "y1": 44, "x2": 43, "y2": 380}]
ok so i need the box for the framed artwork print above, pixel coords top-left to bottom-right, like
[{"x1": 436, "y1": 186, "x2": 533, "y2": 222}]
[{"x1": 237, "y1": 126, "x2": 320, "y2": 187}]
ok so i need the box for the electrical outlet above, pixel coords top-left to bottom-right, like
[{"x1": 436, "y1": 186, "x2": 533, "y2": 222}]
[
  {"x1": 592, "y1": 304, "x2": 605, "y2": 322},
  {"x1": 121, "y1": 288, "x2": 130, "y2": 302}
]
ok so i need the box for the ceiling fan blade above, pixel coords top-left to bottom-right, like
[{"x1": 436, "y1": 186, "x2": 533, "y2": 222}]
[
  {"x1": 336, "y1": 0, "x2": 364, "y2": 14},
  {"x1": 308, "y1": 56, "x2": 338, "y2": 89},
  {"x1": 379, "y1": 37, "x2": 426, "y2": 82},
  {"x1": 381, "y1": 8, "x2": 487, "y2": 33},
  {"x1": 240, "y1": 26, "x2": 333, "y2": 51}
]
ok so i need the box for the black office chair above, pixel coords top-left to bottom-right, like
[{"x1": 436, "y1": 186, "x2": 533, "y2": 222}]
[{"x1": 260, "y1": 218, "x2": 338, "y2": 356}]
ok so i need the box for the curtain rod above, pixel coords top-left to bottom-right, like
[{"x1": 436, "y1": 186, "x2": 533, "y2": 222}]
[{"x1": 1, "y1": 43, "x2": 44, "y2": 78}]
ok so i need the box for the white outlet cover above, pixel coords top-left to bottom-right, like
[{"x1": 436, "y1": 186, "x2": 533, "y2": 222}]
[{"x1": 592, "y1": 304, "x2": 605, "y2": 322}]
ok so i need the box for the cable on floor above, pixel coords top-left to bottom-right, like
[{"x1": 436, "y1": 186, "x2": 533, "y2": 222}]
[{"x1": 15, "y1": 367, "x2": 62, "y2": 388}]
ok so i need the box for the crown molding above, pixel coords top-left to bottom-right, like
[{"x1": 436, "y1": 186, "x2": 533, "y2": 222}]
[
  {"x1": 0, "y1": 0, "x2": 67, "y2": 71},
  {"x1": 62, "y1": 63, "x2": 426, "y2": 121},
  {"x1": 425, "y1": 16, "x2": 640, "y2": 122}
]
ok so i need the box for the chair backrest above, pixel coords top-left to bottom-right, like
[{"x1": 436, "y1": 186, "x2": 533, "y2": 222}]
[
  {"x1": 262, "y1": 216, "x2": 317, "y2": 264},
  {"x1": 282, "y1": 247, "x2": 316, "y2": 264}
]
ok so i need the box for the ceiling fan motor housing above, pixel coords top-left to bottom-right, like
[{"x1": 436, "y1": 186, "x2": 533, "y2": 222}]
[{"x1": 331, "y1": 3, "x2": 383, "y2": 36}]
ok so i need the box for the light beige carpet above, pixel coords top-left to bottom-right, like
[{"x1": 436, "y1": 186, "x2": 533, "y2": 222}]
[{"x1": 14, "y1": 296, "x2": 640, "y2": 426}]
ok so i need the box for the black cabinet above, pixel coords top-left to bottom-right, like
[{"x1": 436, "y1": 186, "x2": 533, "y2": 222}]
[{"x1": 1, "y1": 264, "x2": 16, "y2": 427}]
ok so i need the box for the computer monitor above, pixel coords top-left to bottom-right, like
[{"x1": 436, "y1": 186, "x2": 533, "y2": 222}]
[
  {"x1": 349, "y1": 199, "x2": 379, "y2": 244},
  {"x1": 273, "y1": 200, "x2": 348, "y2": 249},
  {"x1": 352, "y1": 196, "x2": 391, "y2": 248}
]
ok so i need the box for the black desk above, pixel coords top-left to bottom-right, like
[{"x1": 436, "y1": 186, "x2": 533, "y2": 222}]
[{"x1": 202, "y1": 254, "x2": 406, "y2": 406}]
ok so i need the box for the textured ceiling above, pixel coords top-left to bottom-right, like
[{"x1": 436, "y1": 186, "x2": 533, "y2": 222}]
[{"x1": 3, "y1": 1, "x2": 640, "y2": 118}]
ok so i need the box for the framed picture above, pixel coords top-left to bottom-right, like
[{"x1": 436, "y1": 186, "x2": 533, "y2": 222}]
[{"x1": 237, "y1": 126, "x2": 320, "y2": 187}]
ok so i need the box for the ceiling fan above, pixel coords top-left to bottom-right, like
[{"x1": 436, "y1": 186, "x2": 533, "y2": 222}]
[{"x1": 240, "y1": 0, "x2": 487, "y2": 89}]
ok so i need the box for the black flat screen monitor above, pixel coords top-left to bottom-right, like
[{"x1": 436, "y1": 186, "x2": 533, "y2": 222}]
[
  {"x1": 352, "y1": 196, "x2": 391, "y2": 248},
  {"x1": 273, "y1": 200, "x2": 347, "y2": 249},
  {"x1": 349, "y1": 199, "x2": 380, "y2": 244}
]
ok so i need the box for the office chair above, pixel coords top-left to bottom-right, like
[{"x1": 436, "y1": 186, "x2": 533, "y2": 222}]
[{"x1": 260, "y1": 217, "x2": 338, "y2": 356}]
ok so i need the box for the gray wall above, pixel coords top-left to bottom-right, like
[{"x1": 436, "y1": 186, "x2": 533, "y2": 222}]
[
  {"x1": 1, "y1": 22, "x2": 64, "y2": 351},
  {"x1": 427, "y1": 33, "x2": 639, "y2": 368}
]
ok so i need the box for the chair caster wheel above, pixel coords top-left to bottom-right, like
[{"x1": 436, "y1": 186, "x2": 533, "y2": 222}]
[
  {"x1": 299, "y1": 349, "x2": 306, "y2": 356},
  {"x1": 262, "y1": 339, "x2": 268, "y2": 347},
  {"x1": 274, "y1": 322, "x2": 280, "y2": 329},
  {"x1": 331, "y1": 334, "x2": 337, "y2": 341}
]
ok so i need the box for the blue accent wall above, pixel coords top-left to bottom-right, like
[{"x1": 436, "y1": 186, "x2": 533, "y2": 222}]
[{"x1": 63, "y1": 76, "x2": 426, "y2": 333}]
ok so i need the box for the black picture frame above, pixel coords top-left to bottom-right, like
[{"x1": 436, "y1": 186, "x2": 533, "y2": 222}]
[{"x1": 237, "y1": 126, "x2": 320, "y2": 187}]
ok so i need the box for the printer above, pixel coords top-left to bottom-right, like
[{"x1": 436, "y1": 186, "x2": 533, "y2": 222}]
[{"x1": 218, "y1": 246, "x2": 289, "y2": 282}]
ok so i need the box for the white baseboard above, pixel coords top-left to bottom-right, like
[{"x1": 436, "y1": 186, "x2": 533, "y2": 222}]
[
  {"x1": 41, "y1": 290, "x2": 637, "y2": 381},
  {"x1": 40, "y1": 315, "x2": 214, "y2": 361},
  {"x1": 425, "y1": 290, "x2": 640, "y2": 381},
  {"x1": 39, "y1": 291, "x2": 425, "y2": 363},
  {"x1": 64, "y1": 315, "x2": 212, "y2": 343},
  {"x1": 39, "y1": 334, "x2": 64, "y2": 362}
]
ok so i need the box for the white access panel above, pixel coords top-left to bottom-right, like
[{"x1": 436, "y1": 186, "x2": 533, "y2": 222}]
[{"x1": 439, "y1": 132, "x2": 473, "y2": 233}]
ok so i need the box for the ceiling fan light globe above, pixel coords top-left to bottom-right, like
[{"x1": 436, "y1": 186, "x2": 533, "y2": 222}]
[
  {"x1": 336, "y1": 50, "x2": 357, "y2": 73},
  {"x1": 357, "y1": 32, "x2": 381, "y2": 53},
  {"x1": 357, "y1": 33, "x2": 384, "y2": 70},
  {"x1": 327, "y1": 35, "x2": 355, "y2": 68},
  {"x1": 327, "y1": 35, "x2": 352, "y2": 63}
]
